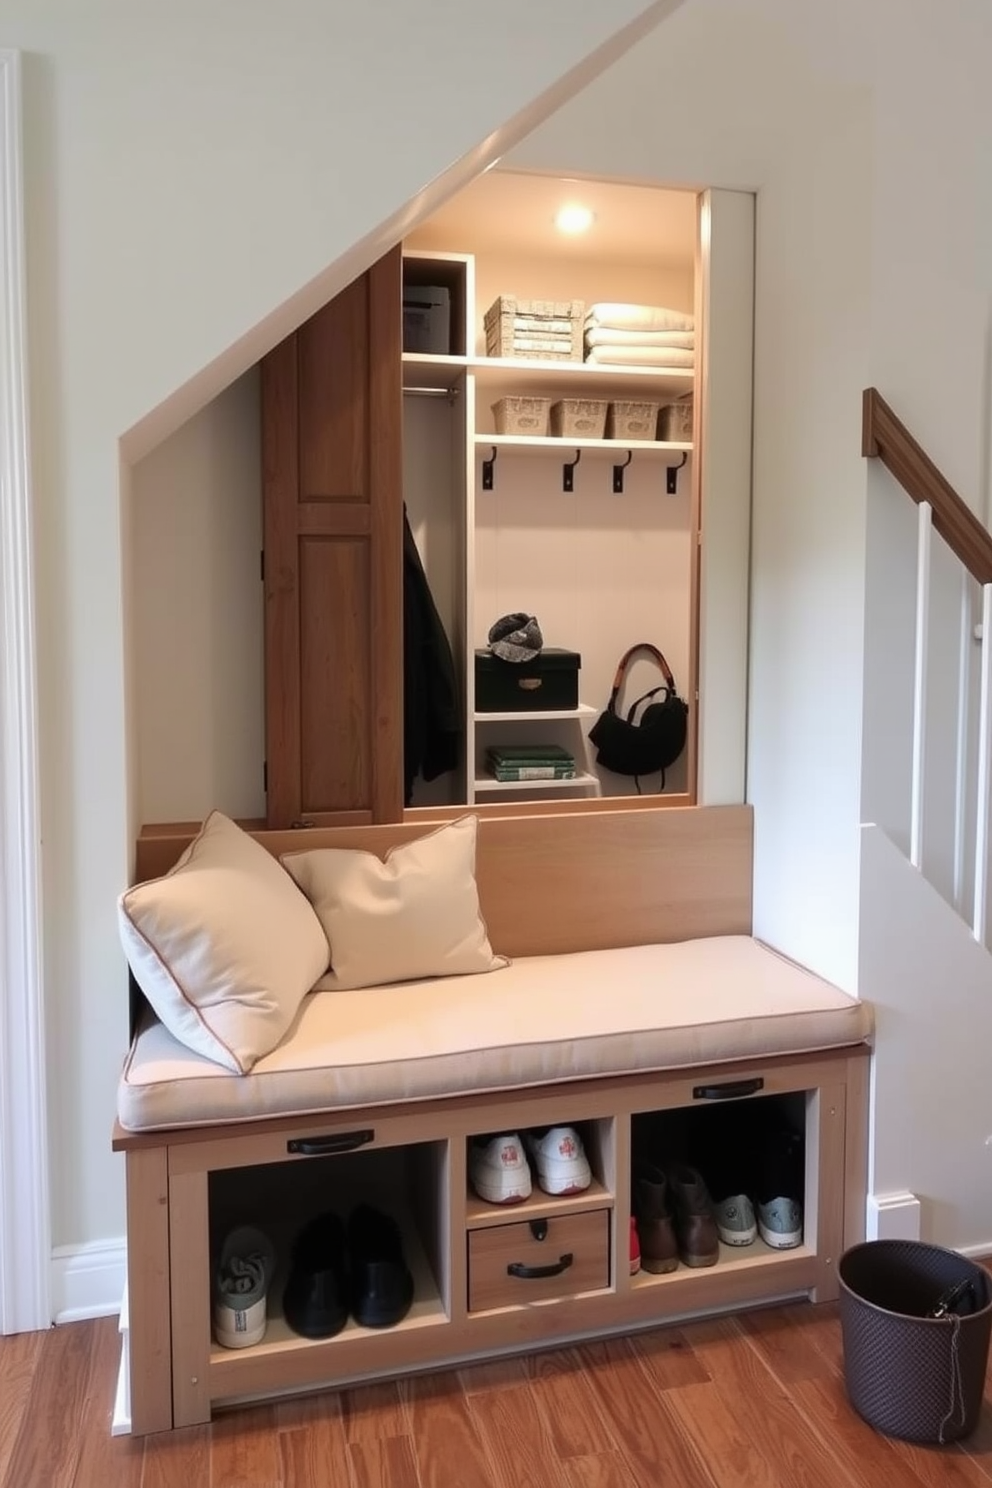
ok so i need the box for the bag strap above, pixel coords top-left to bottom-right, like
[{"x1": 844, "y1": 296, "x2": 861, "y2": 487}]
[
  {"x1": 625, "y1": 682, "x2": 670, "y2": 725},
  {"x1": 606, "y1": 643, "x2": 678, "y2": 716}
]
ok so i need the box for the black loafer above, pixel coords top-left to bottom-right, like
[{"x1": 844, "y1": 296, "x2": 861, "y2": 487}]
[
  {"x1": 348, "y1": 1204, "x2": 414, "y2": 1328},
  {"x1": 283, "y1": 1211, "x2": 349, "y2": 1339}
]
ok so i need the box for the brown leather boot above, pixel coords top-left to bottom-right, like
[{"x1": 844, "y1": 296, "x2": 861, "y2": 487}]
[
  {"x1": 631, "y1": 1161, "x2": 679, "y2": 1274},
  {"x1": 669, "y1": 1164, "x2": 719, "y2": 1267}
]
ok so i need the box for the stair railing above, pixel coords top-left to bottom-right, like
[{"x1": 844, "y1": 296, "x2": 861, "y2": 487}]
[{"x1": 862, "y1": 388, "x2": 992, "y2": 941}]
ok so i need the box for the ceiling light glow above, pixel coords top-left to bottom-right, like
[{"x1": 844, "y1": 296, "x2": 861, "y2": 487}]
[{"x1": 555, "y1": 204, "x2": 595, "y2": 236}]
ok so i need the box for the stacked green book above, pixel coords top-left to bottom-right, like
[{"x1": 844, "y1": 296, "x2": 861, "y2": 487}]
[{"x1": 485, "y1": 743, "x2": 576, "y2": 782}]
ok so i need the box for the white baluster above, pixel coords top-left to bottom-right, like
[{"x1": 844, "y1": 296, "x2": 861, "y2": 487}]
[
  {"x1": 910, "y1": 502, "x2": 931, "y2": 869},
  {"x1": 973, "y1": 583, "x2": 992, "y2": 944}
]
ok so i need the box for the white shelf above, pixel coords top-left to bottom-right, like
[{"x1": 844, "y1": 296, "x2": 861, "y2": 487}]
[
  {"x1": 402, "y1": 352, "x2": 469, "y2": 389},
  {"x1": 472, "y1": 357, "x2": 694, "y2": 399},
  {"x1": 474, "y1": 703, "x2": 597, "y2": 723},
  {"x1": 475, "y1": 435, "x2": 692, "y2": 456},
  {"x1": 474, "y1": 772, "x2": 599, "y2": 793}
]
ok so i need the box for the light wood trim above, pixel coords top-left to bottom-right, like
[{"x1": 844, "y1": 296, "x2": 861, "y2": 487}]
[
  {"x1": 168, "y1": 1170, "x2": 213, "y2": 1428},
  {"x1": 688, "y1": 190, "x2": 704, "y2": 804},
  {"x1": 862, "y1": 387, "x2": 992, "y2": 584},
  {"x1": 843, "y1": 1047, "x2": 871, "y2": 1252},
  {"x1": 133, "y1": 803, "x2": 752, "y2": 955},
  {"x1": 467, "y1": 1208, "x2": 610, "y2": 1313},
  {"x1": 369, "y1": 246, "x2": 404, "y2": 822},
  {"x1": 809, "y1": 1081, "x2": 845, "y2": 1304},
  {"x1": 261, "y1": 335, "x2": 303, "y2": 827},
  {"x1": 125, "y1": 1147, "x2": 173, "y2": 1435}
]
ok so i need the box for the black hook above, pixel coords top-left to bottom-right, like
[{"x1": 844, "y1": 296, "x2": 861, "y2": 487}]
[
  {"x1": 563, "y1": 449, "x2": 582, "y2": 492},
  {"x1": 666, "y1": 451, "x2": 689, "y2": 495},
  {"x1": 482, "y1": 445, "x2": 498, "y2": 491},
  {"x1": 612, "y1": 450, "x2": 634, "y2": 494}
]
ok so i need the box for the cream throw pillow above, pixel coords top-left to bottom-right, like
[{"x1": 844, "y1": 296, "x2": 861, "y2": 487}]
[
  {"x1": 282, "y1": 815, "x2": 506, "y2": 991},
  {"x1": 118, "y1": 811, "x2": 330, "y2": 1073}
]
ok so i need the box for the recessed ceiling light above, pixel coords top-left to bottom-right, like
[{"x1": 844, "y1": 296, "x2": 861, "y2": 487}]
[{"x1": 555, "y1": 204, "x2": 595, "y2": 236}]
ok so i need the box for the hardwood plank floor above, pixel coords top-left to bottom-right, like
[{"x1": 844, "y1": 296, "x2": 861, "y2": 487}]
[{"x1": 6, "y1": 1299, "x2": 992, "y2": 1486}]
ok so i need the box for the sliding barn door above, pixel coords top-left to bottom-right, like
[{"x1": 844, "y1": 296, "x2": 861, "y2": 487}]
[{"x1": 261, "y1": 247, "x2": 403, "y2": 827}]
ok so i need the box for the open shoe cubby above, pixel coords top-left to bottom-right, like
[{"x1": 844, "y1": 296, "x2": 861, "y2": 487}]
[{"x1": 123, "y1": 1048, "x2": 868, "y2": 1433}]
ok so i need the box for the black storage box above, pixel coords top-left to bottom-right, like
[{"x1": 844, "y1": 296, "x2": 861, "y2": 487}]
[{"x1": 475, "y1": 648, "x2": 581, "y2": 712}]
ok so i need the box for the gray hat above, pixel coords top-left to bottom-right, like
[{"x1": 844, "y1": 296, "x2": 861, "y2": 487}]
[{"x1": 488, "y1": 613, "x2": 544, "y2": 663}]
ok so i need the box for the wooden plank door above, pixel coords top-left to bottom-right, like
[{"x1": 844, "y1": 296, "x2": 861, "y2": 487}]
[{"x1": 261, "y1": 247, "x2": 403, "y2": 827}]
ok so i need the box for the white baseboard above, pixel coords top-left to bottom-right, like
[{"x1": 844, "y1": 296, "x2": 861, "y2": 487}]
[
  {"x1": 866, "y1": 1191, "x2": 921, "y2": 1242},
  {"x1": 51, "y1": 1238, "x2": 126, "y2": 1323},
  {"x1": 957, "y1": 1241, "x2": 992, "y2": 1261}
]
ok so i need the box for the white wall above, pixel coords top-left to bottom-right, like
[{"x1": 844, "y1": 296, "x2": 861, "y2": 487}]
[
  {"x1": 5, "y1": 0, "x2": 678, "y2": 1256},
  {"x1": 861, "y1": 824, "x2": 992, "y2": 1248}
]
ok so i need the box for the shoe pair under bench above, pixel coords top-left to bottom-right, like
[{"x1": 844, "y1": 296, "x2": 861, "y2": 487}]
[{"x1": 213, "y1": 1204, "x2": 414, "y2": 1349}]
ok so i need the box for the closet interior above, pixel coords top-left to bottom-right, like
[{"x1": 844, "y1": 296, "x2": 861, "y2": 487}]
[{"x1": 400, "y1": 172, "x2": 700, "y2": 812}]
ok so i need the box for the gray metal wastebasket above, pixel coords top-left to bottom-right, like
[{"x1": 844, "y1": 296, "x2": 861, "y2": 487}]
[{"x1": 839, "y1": 1240, "x2": 992, "y2": 1444}]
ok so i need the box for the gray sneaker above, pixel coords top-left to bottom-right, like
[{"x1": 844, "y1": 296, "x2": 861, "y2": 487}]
[
  {"x1": 213, "y1": 1225, "x2": 276, "y2": 1349},
  {"x1": 758, "y1": 1196, "x2": 803, "y2": 1249},
  {"x1": 715, "y1": 1193, "x2": 757, "y2": 1246}
]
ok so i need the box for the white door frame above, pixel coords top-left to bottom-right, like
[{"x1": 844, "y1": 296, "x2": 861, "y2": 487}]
[{"x1": 0, "y1": 47, "x2": 51, "y2": 1334}]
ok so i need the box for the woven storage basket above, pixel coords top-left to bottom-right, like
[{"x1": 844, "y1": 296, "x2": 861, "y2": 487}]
[
  {"x1": 484, "y1": 297, "x2": 584, "y2": 361},
  {"x1": 658, "y1": 396, "x2": 694, "y2": 441},
  {"x1": 491, "y1": 397, "x2": 551, "y2": 437},
  {"x1": 550, "y1": 399, "x2": 608, "y2": 439},
  {"x1": 839, "y1": 1240, "x2": 992, "y2": 1444},
  {"x1": 606, "y1": 401, "x2": 660, "y2": 441}
]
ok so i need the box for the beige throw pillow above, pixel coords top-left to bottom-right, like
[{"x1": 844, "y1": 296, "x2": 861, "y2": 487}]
[
  {"x1": 118, "y1": 811, "x2": 330, "y2": 1073},
  {"x1": 282, "y1": 815, "x2": 506, "y2": 991}
]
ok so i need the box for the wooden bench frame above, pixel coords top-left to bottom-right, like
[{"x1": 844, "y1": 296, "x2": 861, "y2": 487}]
[{"x1": 114, "y1": 805, "x2": 871, "y2": 1435}]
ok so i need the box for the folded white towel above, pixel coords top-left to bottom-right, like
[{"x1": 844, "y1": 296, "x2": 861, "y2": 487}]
[
  {"x1": 586, "y1": 302, "x2": 694, "y2": 333},
  {"x1": 584, "y1": 326, "x2": 695, "y2": 350},
  {"x1": 584, "y1": 344, "x2": 695, "y2": 368}
]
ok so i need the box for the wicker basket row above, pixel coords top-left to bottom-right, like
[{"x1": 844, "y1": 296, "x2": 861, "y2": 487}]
[{"x1": 492, "y1": 396, "x2": 693, "y2": 441}]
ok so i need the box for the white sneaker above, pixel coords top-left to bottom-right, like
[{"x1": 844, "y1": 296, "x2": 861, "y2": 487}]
[
  {"x1": 525, "y1": 1127, "x2": 591, "y2": 1196},
  {"x1": 469, "y1": 1133, "x2": 532, "y2": 1205},
  {"x1": 213, "y1": 1225, "x2": 276, "y2": 1349}
]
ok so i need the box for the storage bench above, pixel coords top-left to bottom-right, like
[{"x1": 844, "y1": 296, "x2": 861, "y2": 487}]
[{"x1": 113, "y1": 805, "x2": 873, "y2": 1435}]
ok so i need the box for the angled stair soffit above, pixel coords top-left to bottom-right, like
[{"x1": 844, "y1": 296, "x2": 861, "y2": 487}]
[{"x1": 121, "y1": 0, "x2": 689, "y2": 463}]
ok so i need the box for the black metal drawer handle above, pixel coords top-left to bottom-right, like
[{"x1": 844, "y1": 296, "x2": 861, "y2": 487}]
[
  {"x1": 287, "y1": 1129, "x2": 375, "y2": 1156},
  {"x1": 507, "y1": 1253, "x2": 574, "y2": 1280},
  {"x1": 692, "y1": 1078, "x2": 764, "y2": 1101}
]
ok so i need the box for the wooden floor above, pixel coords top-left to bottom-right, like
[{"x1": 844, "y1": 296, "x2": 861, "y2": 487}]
[{"x1": 4, "y1": 1299, "x2": 992, "y2": 1486}]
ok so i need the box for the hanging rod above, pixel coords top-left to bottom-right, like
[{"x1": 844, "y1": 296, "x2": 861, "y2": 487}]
[{"x1": 403, "y1": 385, "x2": 459, "y2": 399}]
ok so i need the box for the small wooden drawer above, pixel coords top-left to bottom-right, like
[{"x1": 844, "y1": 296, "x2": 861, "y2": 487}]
[{"x1": 467, "y1": 1207, "x2": 610, "y2": 1313}]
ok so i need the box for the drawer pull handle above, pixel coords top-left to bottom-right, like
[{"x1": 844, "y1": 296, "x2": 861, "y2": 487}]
[
  {"x1": 507, "y1": 1253, "x2": 574, "y2": 1280},
  {"x1": 692, "y1": 1078, "x2": 764, "y2": 1101},
  {"x1": 287, "y1": 1129, "x2": 375, "y2": 1156}
]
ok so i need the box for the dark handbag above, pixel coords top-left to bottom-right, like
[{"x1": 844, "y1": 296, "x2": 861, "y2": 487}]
[{"x1": 589, "y1": 643, "x2": 688, "y2": 789}]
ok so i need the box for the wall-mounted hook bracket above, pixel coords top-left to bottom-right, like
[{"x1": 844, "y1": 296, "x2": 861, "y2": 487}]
[
  {"x1": 612, "y1": 450, "x2": 634, "y2": 494},
  {"x1": 482, "y1": 445, "x2": 498, "y2": 491},
  {"x1": 563, "y1": 448, "x2": 582, "y2": 492},
  {"x1": 666, "y1": 451, "x2": 689, "y2": 495}
]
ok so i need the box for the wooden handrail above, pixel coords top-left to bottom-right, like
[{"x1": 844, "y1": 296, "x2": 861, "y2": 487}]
[{"x1": 862, "y1": 387, "x2": 992, "y2": 584}]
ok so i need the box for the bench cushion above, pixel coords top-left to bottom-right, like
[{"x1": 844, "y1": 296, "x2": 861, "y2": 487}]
[{"x1": 116, "y1": 935, "x2": 873, "y2": 1132}]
